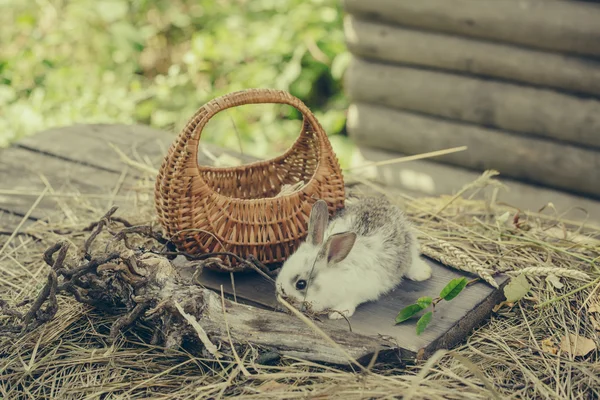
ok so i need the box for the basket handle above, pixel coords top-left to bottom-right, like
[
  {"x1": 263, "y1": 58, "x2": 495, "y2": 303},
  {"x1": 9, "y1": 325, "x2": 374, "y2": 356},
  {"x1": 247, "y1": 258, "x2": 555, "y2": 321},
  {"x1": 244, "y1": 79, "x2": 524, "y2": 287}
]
[{"x1": 176, "y1": 88, "x2": 329, "y2": 170}]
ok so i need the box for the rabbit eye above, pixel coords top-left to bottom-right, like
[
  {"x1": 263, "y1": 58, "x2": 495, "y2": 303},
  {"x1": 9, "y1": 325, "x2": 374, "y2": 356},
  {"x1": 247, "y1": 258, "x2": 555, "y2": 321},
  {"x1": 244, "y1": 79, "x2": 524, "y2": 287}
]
[{"x1": 295, "y1": 279, "x2": 307, "y2": 290}]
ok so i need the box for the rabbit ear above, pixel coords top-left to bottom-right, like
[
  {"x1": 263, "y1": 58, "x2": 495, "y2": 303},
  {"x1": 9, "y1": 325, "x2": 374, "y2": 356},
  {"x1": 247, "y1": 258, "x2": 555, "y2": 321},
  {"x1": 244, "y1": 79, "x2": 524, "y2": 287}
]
[
  {"x1": 324, "y1": 232, "x2": 356, "y2": 264},
  {"x1": 308, "y1": 200, "x2": 329, "y2": 246}
]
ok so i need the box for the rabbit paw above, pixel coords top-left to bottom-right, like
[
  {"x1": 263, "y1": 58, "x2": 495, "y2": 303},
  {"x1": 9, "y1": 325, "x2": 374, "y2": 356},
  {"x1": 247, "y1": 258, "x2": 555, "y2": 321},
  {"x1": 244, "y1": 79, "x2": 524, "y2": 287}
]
[
  {"x1": 405, "y1": 258, "x2": 432, "y2": 281},
  {"x1": 328, "y1": 305, "x2": 356, "y2": 320}
]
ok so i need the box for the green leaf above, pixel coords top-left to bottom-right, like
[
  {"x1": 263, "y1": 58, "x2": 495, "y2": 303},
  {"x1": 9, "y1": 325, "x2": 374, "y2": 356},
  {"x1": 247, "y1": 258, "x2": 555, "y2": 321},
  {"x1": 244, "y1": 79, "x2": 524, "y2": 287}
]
[
  {"x1": 395, "y1": 303, "x2": 425, "y2": 324},
  {"x1": 416, "y1": 311, "x2": 433, "y2": 335},
  {"x1": 504, "y1": 273, "x2": 531, "y2": 302},
  {"x1": 416, "y1": 296, "x2": 433, "y2": 309},
  {"x1": 331, "y1": 51, "x2": 351, "y2": 80},
  {"x1": 440, "y1": 277, "x2": 468, "y2": 301}
]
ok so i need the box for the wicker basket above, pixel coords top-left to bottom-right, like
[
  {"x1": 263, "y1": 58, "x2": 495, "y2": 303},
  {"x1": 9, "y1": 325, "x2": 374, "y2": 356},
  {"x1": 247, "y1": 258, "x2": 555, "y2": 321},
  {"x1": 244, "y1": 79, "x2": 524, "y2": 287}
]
[{"x1": 154, "y1": 89, "x2": 346, "y2": 271}]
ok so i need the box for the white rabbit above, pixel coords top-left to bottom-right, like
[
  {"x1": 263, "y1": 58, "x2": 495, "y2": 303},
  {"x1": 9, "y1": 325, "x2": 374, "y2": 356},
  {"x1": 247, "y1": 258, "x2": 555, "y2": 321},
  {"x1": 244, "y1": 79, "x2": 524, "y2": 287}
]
[{"x1": 275, "y1": 196, "x2": 432, "y2": 319}]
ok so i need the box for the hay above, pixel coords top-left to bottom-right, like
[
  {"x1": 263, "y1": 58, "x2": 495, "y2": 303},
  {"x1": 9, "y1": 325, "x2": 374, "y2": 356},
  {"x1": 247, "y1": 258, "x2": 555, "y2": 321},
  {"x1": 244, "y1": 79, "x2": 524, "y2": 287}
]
[
  {"x1": 1, "y1": 165, "x2": 599, "y2": 399},
  {"x1": 275, "y1": 181, "x2": 307, "y2": 198}
]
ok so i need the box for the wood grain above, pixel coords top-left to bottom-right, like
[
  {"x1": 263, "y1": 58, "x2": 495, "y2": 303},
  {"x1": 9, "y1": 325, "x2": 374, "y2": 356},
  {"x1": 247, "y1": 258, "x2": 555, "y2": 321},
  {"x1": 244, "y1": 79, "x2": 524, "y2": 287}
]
[
  {"x1": 15, "y1": 124, "x2": 260, "y2": 176},
  {"x1": 192, "y1": 258, "x2": 508, "y2": 357},
  {"x1": 345, "y1": 57, "x2": 600, "y2": 149},
  {"x1": 0, "y1": 210, "x2": 33, "y2": 236},
  {"x1": 15, "y1": 124, "x2": 170, "y2": 174},
  {"x1": 0, "y1": 146, "x2": 136, "y2": 222},
  {"x1": 197, "y1": 285, "x2": 397, "y2": 365},
  {"x1": 4, "y1": 123, "x2": 259, "y2": 227},
  {"x1": 346, "y1": 102, "x2": 600, "y2": 198},
  {"x1": 344, "y1": 16, "x2": 600, "y2": 97},
  {"x1": 343, "y1": 0, "x2": 600, "y2": 57}
]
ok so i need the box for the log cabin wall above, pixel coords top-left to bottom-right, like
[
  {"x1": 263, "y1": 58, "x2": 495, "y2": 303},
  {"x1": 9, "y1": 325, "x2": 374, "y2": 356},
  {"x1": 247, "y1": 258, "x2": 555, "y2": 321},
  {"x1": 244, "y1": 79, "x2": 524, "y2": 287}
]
[{"x1": 342, "y1": 0, "x2": 600, "y2": 198}]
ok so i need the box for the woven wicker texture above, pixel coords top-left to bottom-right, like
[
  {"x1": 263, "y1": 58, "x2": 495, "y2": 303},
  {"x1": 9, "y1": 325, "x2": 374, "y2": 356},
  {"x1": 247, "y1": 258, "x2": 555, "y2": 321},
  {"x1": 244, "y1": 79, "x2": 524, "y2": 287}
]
[{"x1": 154, "y1": 89, "x2": 346, "y2": 271}]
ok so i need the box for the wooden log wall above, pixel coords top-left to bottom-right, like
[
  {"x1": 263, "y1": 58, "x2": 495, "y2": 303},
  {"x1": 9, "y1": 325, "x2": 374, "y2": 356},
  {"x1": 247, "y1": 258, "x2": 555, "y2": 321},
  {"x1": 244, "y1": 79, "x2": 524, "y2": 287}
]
[
  {"x1": 347, "y1": 103, "x2": 600, "y2": 196},
  {"x1": 343, "y1": 0, "x2": 600, "y2": 57},
  {"x1": 342, "y1": 0, "x2": 600, "y2": 198},
  {"x1": 344, "y1": 18, "x2": 600, "y2": 97}
]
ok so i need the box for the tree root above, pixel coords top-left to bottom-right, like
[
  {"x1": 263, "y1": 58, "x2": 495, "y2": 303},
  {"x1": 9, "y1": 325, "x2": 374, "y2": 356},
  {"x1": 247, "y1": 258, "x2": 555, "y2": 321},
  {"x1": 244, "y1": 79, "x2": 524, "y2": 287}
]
[{"x1": 0, "y1": 206, "x2": 393, "y2": 366}]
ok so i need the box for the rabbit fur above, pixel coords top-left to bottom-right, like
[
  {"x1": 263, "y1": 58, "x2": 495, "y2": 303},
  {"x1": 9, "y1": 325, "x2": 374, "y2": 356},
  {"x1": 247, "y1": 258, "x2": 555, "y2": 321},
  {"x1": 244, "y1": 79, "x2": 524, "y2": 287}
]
[{"x1": 275, "y1": 196, "x2": 432, "y2": 319}]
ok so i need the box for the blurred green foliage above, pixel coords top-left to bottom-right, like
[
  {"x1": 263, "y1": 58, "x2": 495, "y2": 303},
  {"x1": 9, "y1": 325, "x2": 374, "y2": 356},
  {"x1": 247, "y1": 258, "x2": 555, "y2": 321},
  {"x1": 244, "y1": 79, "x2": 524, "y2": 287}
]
[{"x1": 0, "y1": 0, "x2": 356, "y2": 163}]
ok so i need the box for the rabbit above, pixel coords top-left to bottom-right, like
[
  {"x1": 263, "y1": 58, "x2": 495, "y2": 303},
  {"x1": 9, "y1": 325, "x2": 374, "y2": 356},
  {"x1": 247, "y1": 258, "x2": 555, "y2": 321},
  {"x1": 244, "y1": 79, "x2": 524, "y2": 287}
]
[{"x1": 275, "y1": 196, "x2": 432, "y2": 320}]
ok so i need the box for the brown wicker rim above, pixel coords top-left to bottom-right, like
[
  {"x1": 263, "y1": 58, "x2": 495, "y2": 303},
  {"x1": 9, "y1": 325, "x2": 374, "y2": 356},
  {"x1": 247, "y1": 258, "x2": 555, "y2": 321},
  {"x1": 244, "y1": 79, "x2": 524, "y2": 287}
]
[{"x1": 154, "y1": 88, "x2": 346, "y2": 270}]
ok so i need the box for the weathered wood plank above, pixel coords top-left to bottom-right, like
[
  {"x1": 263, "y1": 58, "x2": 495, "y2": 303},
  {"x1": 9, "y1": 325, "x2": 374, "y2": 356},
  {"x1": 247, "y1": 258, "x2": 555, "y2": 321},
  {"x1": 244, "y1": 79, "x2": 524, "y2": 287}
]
[
  {"x1": 344, "y1": 16, "x2": 600, "y2": 97},
  {"x1": 343, "y1": 0, "x2": 600, "y2": 57},
  {"x1": 354, "y1": 146, "x2": 600, "y2": 224},
  {"x1": 194, "y1": 261, "x2": 508, "y2": 357},
  {"x1": 0, "y1": 210, "x2": 33, "y2": 236},
  {"x1": 347, "y1": 102, "x2": 600, "y2": 198},
  {"x1": 3, "y1": 123, "x2": 256, "y2": 233},
  {"x1": 196, "y1": 285, "x2": 398, "y2": 365},
  {"x1": 1, "y1": 123, "x2": 276, "y2": 238},
  {"x1": 345, "y1": 57, "x2": 600, "y2": 149},
  {"x1": 15, "y1": 124, "x2": 172, "y2": 175},
  {"x1": 15, "y1": 124, "x2": 260, "y2": 176},
  {"x1": 0, "y1": 146, "x2": 137, "y2": 223}
]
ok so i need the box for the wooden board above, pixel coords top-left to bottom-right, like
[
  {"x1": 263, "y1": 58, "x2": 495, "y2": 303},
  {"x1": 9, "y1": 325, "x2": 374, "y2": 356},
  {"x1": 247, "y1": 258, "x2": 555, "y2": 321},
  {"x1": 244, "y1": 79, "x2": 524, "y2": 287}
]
[
  {"x1": 0, "y1": 210, "x2": 33, "y2": 236},
  {"x1": 192, "y1": 261, "x2": 507, "y2": 357},
  {"x1": 3, "y1": 123, "x2": 260, "y2": 230},
  {"x1": 346, "y1": 102, "x2": 600, "y2": 199},
  {"x1": 14, "y1": 124, "x2": 172, "y2": 175},
  {"x1": 343, "y1": 0, "x2": 600, "y2": 57},
  {"x1": 0, "y1": 123, "x2": 510, "y2": 363},
  {"x1": 15, "y1": 124, "x2": 261, "y2": 176},
  {"x1": 345, "y1": 57, "x2": 600, "y2": 149},
  {"x1": 344, "y1": 16, "x2": 600, "y2": 98},
  {"x1": 0, "y1": 146, "x2": 138, "y2": 222}
]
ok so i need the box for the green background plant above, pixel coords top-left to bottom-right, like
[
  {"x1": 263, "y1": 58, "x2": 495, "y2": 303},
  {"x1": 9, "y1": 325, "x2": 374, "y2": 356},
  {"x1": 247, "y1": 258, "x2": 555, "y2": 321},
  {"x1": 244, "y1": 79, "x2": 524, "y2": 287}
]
[{"x1": 1, "y1": 0, "x2": 357, "y2": 164}]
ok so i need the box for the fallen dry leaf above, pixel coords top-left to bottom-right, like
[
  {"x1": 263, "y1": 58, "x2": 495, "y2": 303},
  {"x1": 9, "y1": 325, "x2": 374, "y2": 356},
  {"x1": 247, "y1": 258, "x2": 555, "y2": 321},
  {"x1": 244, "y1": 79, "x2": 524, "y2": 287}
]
[
  {"x1": 546, "y1": 274, "x2": 564, "y2": 289},
  {"x1": 560, "y1": 334, "x2": 597, "y2": 357},
  {"x1": 504, "y1": 273, "x2": 531, "y2": 302},
  {"x1": 541, "y1": 338, "x2": 558, "y2": 355}
]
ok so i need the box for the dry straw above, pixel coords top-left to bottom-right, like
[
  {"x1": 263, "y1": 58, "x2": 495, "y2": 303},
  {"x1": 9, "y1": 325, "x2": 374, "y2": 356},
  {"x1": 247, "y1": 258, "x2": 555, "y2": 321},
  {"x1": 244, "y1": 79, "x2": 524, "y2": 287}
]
[
  {"x1": 1, "y1": 147, "x2": 599, "y2": 398},
  {"x1": 420, "y1": 241, "x2": 499, "y2": 288},
  {"x1": 508, "y1": 267, "x2": 591, "y2": 281}
]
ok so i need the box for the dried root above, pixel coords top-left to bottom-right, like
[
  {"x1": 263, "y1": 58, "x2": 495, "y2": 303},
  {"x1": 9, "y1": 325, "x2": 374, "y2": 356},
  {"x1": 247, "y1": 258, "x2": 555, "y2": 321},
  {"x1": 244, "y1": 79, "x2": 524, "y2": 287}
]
[
  {"x1": 0, "y1": 206, "x2": 324, "y2": 362},
  {"x1": 160, "y1": 250, "x2": 279, "y2": 280}
]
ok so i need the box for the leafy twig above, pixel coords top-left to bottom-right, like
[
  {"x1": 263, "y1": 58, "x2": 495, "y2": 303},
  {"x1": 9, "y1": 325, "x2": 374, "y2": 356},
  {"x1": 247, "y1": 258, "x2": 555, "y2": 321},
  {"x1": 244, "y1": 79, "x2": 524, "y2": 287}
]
[{"x1": 395, "y1": 277, "x2": 469, "y2": 335}]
